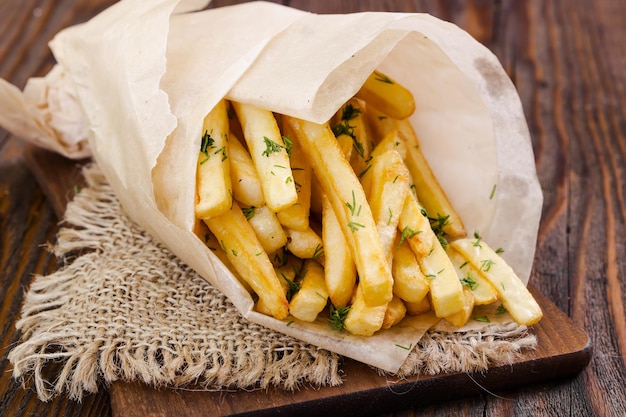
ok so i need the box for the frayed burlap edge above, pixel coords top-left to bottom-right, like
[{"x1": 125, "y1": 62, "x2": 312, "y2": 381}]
[
  {"x1": 8, "y1": 163, "x2": 537, "y2": 402},
  {"x1": 394, "y1": 322, "x2": 536, "y2": 377}
]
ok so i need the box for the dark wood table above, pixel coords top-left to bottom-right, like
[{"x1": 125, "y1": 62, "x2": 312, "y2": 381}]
[{"x1": 1, "y1": 1, "x2": 624, "y2": 416}]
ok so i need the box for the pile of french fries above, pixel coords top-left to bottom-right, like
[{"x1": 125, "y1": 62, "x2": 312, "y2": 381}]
[{"x1": 193, "y1": 70, "x2": 543, "y2": 337}]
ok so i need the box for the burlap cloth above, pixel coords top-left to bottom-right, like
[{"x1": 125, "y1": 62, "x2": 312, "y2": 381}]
[{"x1": 8, "y1": 163, "x2": 537, "y2": 402}]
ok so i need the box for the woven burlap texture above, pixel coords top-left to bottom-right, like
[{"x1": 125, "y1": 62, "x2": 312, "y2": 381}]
[{"x1": 8, "y1": 163, "x2": 537, "y2": 402}]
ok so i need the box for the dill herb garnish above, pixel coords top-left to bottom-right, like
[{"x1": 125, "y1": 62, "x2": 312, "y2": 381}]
[{"x1": 327, "y1": 304, "x2": 351, "y2": 331}]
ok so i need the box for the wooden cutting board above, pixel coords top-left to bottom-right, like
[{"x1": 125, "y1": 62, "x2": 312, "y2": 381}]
[{"x1": 23, "y1": 145, "x2": 592, "y2": 417}]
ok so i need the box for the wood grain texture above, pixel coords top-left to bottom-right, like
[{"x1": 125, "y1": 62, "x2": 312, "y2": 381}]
[{"x1": 1, "y1": 0, "x2": 624, "y2": 416}]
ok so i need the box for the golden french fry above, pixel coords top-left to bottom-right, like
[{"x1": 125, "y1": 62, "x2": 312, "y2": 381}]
[
  {"x1": 322, "y1": 195, "x2": 357, "y2": 308},
  {"x1": 195, "y1": 99, "x2": 232, "y2": 219},
  {"x1": 245, "y1": 205, "x2": 288, "y2": 254},
  {"x1": 285, "y1": 116, "x2": 394, "y2": 307},
  {"x1": 367, "y1": 149, "x2": 409, "y2": 264},
  {"x1": 194, "y1": 98, "x2": 540, "y2": 336},
  {"x1": 256, "y1": 260, "x2": 296, "y2": 317},
  {"x1": 381, "y1": 296, "x2": 407, "y2": 329},
  {"x1": 356, "y1": 70, "x2": 416, "y2": 120},
  {"x1": 284, "y1": 226, "x2": 324, "y2": 261},
  {"x1": 418, "y1": 239, "x2": 465, "y2": 318},
  {"x1": 228, "y1": 131, "x2": 265, "y2": 207},
  {"x1": 449, "y1": 238, "x2": 543, "y2": 326},
  {"x1": 331, "y1": 98, "x2": 373, "y2": 177},
  {"x1": 288, "y1": 260, "x2": 329, "y2": 322},
  {"x1": 231, "y1": 101, "x2": 297, "y2": 212},
  {"x1": 276, "y1": 118, "x2": 312, "y2": 231},
  {"x1": 397, "y1": 119, "x2": 466, "y2": 238},
  {"x1": 392, "y1": 240, "x2": 430, "y2": 303},
  {"x1": 344, "y1": 284, "x2": 387, "y2": 336},
  {"x1": 203, "y1": 201, "x2": 289, "y2": 320},
  {"x1": 275, "y1": 264, "x2": 296, "y2": 294},
  {"x1": 397, "y1": 194, "x2": 435, "y2": 258},
  {"x1": 335, "y1": 133, "x2": 355, "y2": 160},
  {"x1": 447, "y1": 244, "x2": 498, "y2": 305},
  {"x1": 194, "y1": 219, "x2": 253, "y2": 294},
  {"x1": 404, "y1": 296, "x2": 431, "y2": 316},
  {"x1": 309, "y1": 174, "x2": 324, "y2": 216},
  {"x1": 360, "y1": 129, "x2": 407, "y2": 197},
  {"x1": 371, "y1": 128, "x2": 407, "y2": 160},
  {"x1": 364, "y1": 104, "x2": 398, "y2": 144},
  {"x1": 443, "y1": 287, "x2": 475, "y2": 327}
]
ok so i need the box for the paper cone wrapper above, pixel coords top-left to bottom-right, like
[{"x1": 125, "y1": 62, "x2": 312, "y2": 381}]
[{"x1": 0, "y1": 0, "x2": 542, "y2": 373}]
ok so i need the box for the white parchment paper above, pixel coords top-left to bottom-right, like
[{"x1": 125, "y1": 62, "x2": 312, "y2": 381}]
[{"x1": 0, "y1": 0, "x2": 542, "y2": 372}]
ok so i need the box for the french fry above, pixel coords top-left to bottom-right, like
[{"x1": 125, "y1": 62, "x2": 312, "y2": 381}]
[
  {"x1": 256, "y1": 261, "x2": 295, "y2": 317},
  {"x1": 309, "y1": 174, "x2": 324, "y2": 216},
  {"x1": 356, "y1": 70, "x2": 416, "y2": 120},
  {"x1": 371, "y1": 128, "x2": 407, "y2": 160},
  {"x1": 443, "y1": 287, "x2": 475, "y2": 327},
  {"x1": 360, "y1": 129, "x2": 407, "y2": 197},
  {"x1": 364, "y1": 104, "x2": 398, "y2": 144},
  {"x1": 284, "y1": 226, "x2": 324, "y2": 261},
  {"x1": 331, "y1": 98, "x2": 373, "y2": 176},
  {"x1": 418, "y1": 239, "x2": 465, "y2": 318},
  {"x1": 404, "y1": 296, "x2": 431, "y2": 316},
  {"x1": 335, "y1": 133, "x2": 355, "y2": 160},
  {"x1": 449, "y1": 238, "x2": 543, "y2": 326},
  {"x1": 272, "y1": 251, "x2": 304, "y2": 288},
  {"x1": 195, "y1": 99, "x2": 232, "y2": 219},
  {"x1": 203, "y1": 201, "x2": 289, "y2": 320},
  {"x1": 245, "y1": 205, "x2": 288, "y2": 254},
  {"x1": 194, "y1": 219, "x2": 253, "y2": 294},
  {"x1": 193, "y1": 91, "x2": 541, "y2": 334},
  {"x1": 397, "y1": 119, "x2": 466, "y2": 238},
  {"x1": 231, "y1": 101, "x2": 297, "y2": 212},
  {"x1": 392, "y1": 240, "x2": 430, "y2": 303},
  {"x1": 285, "y1": 116, "x2": 394, "y2": 307},
  {"x1": 367, "y1": 149, "x2": 409, "y2": 264},
  {"x1": 228, "y1": 131, "x2": 265, "y2": 207},
  {"x1": 447, "y1": 244, "x2": 498, "y2": 305},
  {"x1": 288, "y1": 260, "x2": 328, "y2": 322},
  {"x1": 322, "y1": 195, "x2": 357, "y2": 308},
  {"x1": 276, "y1": 118, "x2": 312, "y2": 231},
  {"x1": 275, "y1": 263, "x2": 297, "y2": 294},
  {"x1": 397, "y1": 194, "x2": 435, "y2": 258},
  {"x1": 344, "y1": 284, "x2": 387, "y2": 336},
  {"x1": 381, "y1": 296, "x2": 407, "y2": 329}
]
